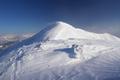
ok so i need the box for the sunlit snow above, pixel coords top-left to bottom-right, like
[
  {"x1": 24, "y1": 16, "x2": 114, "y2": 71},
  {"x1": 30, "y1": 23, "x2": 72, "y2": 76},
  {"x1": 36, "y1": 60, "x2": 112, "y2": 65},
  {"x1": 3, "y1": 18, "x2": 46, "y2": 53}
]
[{"x1": 0, "y1": 21, "x2": 120, "y2": 80}]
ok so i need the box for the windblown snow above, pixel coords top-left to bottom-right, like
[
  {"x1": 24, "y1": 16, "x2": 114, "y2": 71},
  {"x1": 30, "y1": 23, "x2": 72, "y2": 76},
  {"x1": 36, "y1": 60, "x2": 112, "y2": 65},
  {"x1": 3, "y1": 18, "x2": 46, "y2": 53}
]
[{"x1": 0, "y1": 21, "x2": 120, "y2": 80}]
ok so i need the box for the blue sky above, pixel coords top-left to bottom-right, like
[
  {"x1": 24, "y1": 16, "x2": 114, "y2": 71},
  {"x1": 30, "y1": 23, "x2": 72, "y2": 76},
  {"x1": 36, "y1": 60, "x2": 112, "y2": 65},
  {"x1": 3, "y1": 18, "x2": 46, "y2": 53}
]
[{"x1": 0, "y1": 0, "x2": 120, "y2": 37}]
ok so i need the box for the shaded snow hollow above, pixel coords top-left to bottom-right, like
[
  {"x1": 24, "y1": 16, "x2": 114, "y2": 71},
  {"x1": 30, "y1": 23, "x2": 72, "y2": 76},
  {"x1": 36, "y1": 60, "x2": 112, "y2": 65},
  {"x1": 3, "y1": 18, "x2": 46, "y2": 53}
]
[{"x1": 0, "y1": 21, "x2": 120, "y2": 80}]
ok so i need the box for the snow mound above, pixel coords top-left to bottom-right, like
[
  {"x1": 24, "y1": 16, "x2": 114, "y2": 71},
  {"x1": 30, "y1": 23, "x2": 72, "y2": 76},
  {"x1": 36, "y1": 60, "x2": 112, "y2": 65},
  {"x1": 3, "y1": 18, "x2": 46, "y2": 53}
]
[{"x1": 31, "y1": 21, "x2": 120, "y2": 41}]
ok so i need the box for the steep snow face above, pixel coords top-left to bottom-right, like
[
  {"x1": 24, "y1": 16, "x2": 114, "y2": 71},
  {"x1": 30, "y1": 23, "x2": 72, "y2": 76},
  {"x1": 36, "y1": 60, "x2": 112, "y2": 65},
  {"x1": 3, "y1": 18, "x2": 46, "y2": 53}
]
[
  {"x1": 31, "y1": 21, "x2": 120, "y2": 41},
  {"x1": 39, "y1": 21, "x2": 77, "y2": 41}
]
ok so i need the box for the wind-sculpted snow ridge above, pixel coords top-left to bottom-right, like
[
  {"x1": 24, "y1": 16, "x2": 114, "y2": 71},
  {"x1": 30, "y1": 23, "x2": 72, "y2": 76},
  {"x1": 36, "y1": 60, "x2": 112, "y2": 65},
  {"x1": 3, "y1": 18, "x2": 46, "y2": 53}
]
[{"x1": 0, "y1": 21, "x2": 120, "y2": 80}]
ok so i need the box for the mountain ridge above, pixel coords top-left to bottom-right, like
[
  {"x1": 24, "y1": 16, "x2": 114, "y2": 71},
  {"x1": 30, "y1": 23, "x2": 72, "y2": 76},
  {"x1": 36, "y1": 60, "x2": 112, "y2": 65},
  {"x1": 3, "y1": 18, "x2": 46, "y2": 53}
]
[
  {"x1": 30, "y1": 21, "x2": 120, "y2": 42},
  {"x1": 0, "y1": 21, "x2": 120, "y2": 80}
]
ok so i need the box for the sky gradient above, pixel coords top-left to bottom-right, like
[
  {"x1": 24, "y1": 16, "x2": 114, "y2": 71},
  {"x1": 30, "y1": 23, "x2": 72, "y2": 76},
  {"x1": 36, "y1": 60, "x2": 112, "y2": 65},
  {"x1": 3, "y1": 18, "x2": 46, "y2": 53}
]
[{"x1": 0, "y1": 0, "x2": 120, "y2": 37}]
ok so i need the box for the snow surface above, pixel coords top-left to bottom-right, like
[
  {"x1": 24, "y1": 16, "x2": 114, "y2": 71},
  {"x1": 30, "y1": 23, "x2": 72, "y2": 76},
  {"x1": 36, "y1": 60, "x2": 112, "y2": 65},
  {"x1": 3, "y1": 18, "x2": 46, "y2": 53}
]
[
  {"x1": 0, "y1": 21, "x2": 120, "y2": 80},
  {"x1": 30, "y1": 21, "x2": 120, "y2": 41}
]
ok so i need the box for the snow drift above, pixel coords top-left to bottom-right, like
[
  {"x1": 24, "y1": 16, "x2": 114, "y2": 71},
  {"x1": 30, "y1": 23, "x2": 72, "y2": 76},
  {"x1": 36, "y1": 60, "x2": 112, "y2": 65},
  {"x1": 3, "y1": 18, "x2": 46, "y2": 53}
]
[{"x1": 0, "y1": 21, "x2": 120, "y2": 80}]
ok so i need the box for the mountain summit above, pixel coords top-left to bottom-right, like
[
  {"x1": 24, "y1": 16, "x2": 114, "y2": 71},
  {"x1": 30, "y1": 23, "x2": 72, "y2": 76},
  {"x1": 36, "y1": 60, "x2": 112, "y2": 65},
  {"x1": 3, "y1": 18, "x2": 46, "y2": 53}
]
[
  {"x1": 0, "y1": 21, "x2": 120, "y2": 80},
  {"x1": 31, "y1": 21, "x2": 120, "y2": 41}
]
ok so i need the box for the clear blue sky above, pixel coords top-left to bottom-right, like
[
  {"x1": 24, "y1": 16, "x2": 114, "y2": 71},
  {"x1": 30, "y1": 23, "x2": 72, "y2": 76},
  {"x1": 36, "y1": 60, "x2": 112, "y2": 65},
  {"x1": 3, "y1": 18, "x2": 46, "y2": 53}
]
[{"x1": 0, "y1": 0, "x2": 120, "y2": 37}]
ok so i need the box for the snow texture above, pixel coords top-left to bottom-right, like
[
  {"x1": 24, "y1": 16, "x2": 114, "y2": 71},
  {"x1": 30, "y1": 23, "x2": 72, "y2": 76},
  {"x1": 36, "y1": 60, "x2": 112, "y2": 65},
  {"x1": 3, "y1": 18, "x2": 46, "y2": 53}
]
[{"x1": 0, "y1": 21, "x2": 120, "y2": 80}]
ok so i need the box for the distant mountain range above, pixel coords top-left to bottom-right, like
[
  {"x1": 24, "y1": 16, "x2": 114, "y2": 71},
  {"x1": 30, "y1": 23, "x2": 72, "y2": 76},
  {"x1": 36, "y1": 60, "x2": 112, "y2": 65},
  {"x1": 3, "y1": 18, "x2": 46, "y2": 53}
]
[
  {"x1": 0, "y1": 33, "x2": 34, "y2": 51},
  {"x1": 0, "y1": 33, "x2": 34, "y2": 42}
]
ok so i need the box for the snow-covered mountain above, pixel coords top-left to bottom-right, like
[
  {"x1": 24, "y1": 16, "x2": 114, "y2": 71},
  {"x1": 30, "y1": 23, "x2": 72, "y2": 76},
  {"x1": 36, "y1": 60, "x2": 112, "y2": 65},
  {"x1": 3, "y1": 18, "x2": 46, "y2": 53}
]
[
  {"x1": 0, "y1": 21, "x2": 120, "y2": 80},
  {"x1": 31, "y1": 21, "x2": 120, "y2": 41}
]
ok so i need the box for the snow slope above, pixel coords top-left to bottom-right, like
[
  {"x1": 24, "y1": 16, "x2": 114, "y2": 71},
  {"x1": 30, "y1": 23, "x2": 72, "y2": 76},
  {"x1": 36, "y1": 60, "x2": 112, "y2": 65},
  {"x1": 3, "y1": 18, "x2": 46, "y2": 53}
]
[
  {"x1": 31, "y1": 21, "x2": 120, "y2": 41},
  {"x1": 0, "y1": 21, "x2": 120, "y2": 80}
]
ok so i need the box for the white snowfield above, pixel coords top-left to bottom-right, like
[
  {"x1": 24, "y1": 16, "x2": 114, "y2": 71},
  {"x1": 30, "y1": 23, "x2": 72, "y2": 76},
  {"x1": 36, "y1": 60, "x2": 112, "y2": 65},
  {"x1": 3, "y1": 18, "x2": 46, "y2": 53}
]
[{"x1": 0, "y1": 21, "x2": 120, "y2": 80}]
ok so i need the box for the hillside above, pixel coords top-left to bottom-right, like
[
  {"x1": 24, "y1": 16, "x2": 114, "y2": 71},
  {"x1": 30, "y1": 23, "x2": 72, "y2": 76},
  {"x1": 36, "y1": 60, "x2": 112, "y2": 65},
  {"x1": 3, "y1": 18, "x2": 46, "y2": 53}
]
[{"x1": 0, "y1": 21, "x2": 120, "y2": 80}]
